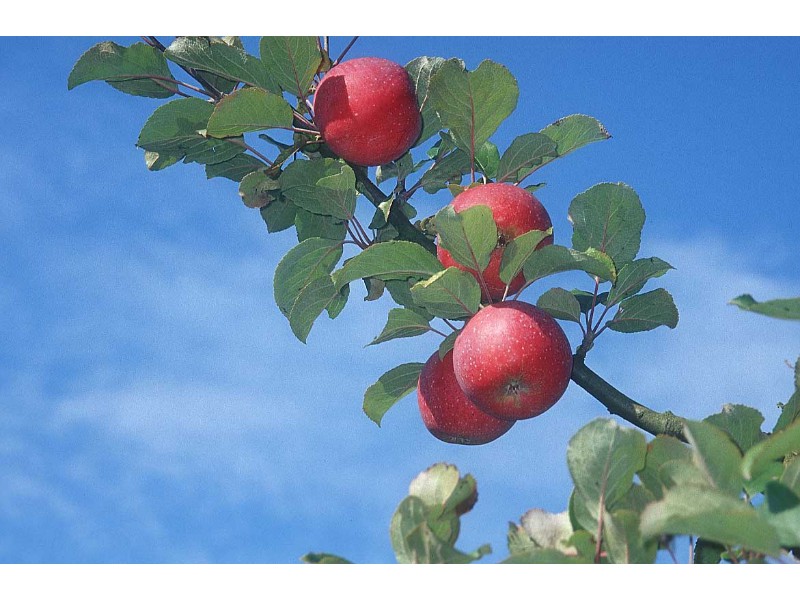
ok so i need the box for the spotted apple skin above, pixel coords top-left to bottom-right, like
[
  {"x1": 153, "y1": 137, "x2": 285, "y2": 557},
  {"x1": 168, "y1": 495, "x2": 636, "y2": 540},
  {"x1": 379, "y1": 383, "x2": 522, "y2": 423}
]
[
  {"x1": 313, "y1": 57, "x2": 422, "y2": 167},
  {"x1": 437, "y1": 183, "x2": 553, "y2": 302},
  {"x1": 417, "y1": 350, "x2": 515, "y2": 445},
  {"x1": 452, "y1": 300, "x2": 572, "y2": 421}
]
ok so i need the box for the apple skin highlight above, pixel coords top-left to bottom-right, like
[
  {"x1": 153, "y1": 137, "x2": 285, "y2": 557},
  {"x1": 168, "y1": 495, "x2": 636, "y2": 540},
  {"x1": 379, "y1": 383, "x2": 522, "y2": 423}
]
[
  {"x1": 313, "y1": 57, "x2": 422, "y2": 167},
  {"x1": 453, "y1": 300, "x2": 573, "y2": 421}
]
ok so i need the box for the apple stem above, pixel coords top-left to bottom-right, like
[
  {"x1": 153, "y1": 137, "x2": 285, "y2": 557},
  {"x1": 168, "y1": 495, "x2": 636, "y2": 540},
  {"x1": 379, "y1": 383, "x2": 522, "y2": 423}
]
[
  {"x1": 570, "y1": 357, "x2": 688, "y2": 442},
  {"x1": 333, "y1": 37, "x2": 360, "y2": 66}
]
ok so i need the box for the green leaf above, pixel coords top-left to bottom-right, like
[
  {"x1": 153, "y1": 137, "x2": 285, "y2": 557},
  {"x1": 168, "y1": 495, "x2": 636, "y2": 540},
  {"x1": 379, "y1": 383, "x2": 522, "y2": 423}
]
[
  {"x1": 729, "y1": 295, "x2": 800, "y2": 321},
  {"x1": 408, "y1": 464, "x2": 462, "y2": 508},
  {"x1": 406, "y1": 56, "x2": 446, "y2": 145},
  {"x1": 606, "y1": 257, "x2": 673, "y2": 307},
  {"x1": 68, "y1": 41, "x2": 174, "y2": 98},
  {"x1": 418, "y1": 149, "x2": 472, "y2": 194},
  {"x1": 475, "y1": 141, "x2": 500, "y2": 179},
  {"x1": 742, "y1": 419, "x2": 800, "y2": 481},
  {"x1": 300, "y1": 552, "x2": 352, "y2": 564},
  {"x1": 206, "y1": 88, "x2": 293, "y2": 137},
  {"x1": 683, "y1": 420, "x2": 744, "y2": 497},
  {"x1": 408, "y1": 464, "x2": 479, "y2": 545},
  {"x1": 376, "y1": 153, "x2": 415, "y2": 185},
  {"x1": 781, "y1": 456, "x2": 800, "y2": 495},
  {"x1": 273, "y1": 238, "x2": 343, "y2": 342},
  {"x1": 332, "y1": 241, "x2": 444, "y2": 291},
  {"x1": 517, "y1": 509, "x2": 574, "y2": 553},
  {"x1": 537, "y1": 288, "x2": 582, "y2": 323},
  {"x1": 775, "y1": 389, "x2": 800, "y2": 433},
  {"x1": 207, "y1": 154, "x2": 266, "y2": 182},
  {"x1": 368, "y1": 308, "x2": 432, "y2": 346},
  {"x1": 571, "y1": 289, "x2": 609, "y2": 315},
  {"x1": 438, "y1": 330, "x2": 459, "y2": 360},
  {"x1": 326, "y1": 283, "x2": 349, "y2": 319},
  {"x1": 260, "y1": 197, "x2": 297, "y2": 233},
  {"x1": 279, "y1": 159, "x2": 356, "y2": 220},
  {"x1": 539, "y1": 114, "x2": 611, "y2": 167},
  {"x1": 501, "y1": 548, "x2": 587, "y2": 564},
  {"x1": 496, "y1": 133, "x2": 558, "y2": 183},
  {"x1": 760, "y1": 481, "x2": 800, "y2": 548},
  {"x1": 239, "y1": 171, "x2": 280, "y2": 209},
  {"x1": 567, "y1": 419, "x2": 647, "y2": 522},
  {"x1": 435, "y1": 204, "x2": 497, "y2": 274},
  {"x1": 390, "y1": 496, "x2": 490, "y2": 564},
  {"x1": 260, "y1": 36, "x2": 321, "y2": 99},
  {"x1": 603, "y1": 509, "x2": 657, "y2": 564},
  {"x1": 640, "y1": 485, "x2": 782, "y2": 556},
  {"x1": 694, "y1": 539, "x2": 725, "y2": 564},
  {"x1": 410, "y1": 268, "x2": 481, "y2": 319},
  {"x1": 363, "y1": 363, "x2": 424, "y2": 426},
  {"x1": 144, "y1": 150, "x2": 181, "y2": 171},
  {"x1": 286, "y1": 275, "x2": 341, "y2": 342},
  {"x1": 522, "y1": 245, "x2": 616, "y2": 284},
  {"x1": 569, "y1": 182, "x2": 645, "y2": 268},
  {"x1": 704, "y1": 404, "x2": 766, "y2": 454},
  {"x1": 638, "y1": 435, "x2": 694, "y2": 500},
  {"x1": 498, "y1": 228, "x2": 553, "y2": 285},
  {"x1": 607, "y1": 288, "x2": 679, "y2": 333},
  {"x1": 137, "y1": 98, "x2": 244, "y2": 166},
  {"x1": 428, "y1": 59, "x2": 518, "y2": 159},
  {"x1": 294, "y1": 209, "x2": 346, "y2": 242},
  {"x1": 164, "y1": 36, "x2": 280, "y2": 94}
]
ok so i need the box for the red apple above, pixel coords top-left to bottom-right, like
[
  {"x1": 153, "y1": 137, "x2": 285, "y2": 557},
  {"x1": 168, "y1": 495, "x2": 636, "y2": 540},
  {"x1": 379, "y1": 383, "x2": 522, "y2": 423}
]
[
  {"x1": 437, "y1": 183, "x2": 553, "y2": 302},
  {"x1": 313, "y1": 57, "x2": 422, "y2": 167},
  {"x1": 452, "y1": 300, "x2": 572, "y2": 421},
  {"x1": 417, "y1": 350, "x2": 515, "y2": 445}
]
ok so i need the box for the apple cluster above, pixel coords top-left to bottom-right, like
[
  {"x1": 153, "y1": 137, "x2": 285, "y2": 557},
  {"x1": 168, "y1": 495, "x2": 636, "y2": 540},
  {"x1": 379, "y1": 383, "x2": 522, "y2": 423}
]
[
  {"x1": 313, "y1": 57, "x2": 573, "y2": 445},
  {"x1": 419, "y1": 188, "x2": 573, "y2": 445}
]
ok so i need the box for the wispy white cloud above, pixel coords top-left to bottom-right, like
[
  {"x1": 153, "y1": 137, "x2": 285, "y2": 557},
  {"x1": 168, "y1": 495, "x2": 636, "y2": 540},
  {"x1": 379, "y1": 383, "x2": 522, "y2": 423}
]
[{"x1": 2, "y1": 227, "x2": 799, "y2": 562}]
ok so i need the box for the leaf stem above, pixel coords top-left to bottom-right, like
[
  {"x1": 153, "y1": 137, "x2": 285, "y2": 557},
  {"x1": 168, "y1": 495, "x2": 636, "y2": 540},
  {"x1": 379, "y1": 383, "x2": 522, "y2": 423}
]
[
  {"x1": 145, "y1": 36, "x2": 223, "y2": 101},
  {"x1": 351, "y1": 215, "x2": 373, "y2": 245},
  {"x1": 345, "y1": 222, "x2": 368, "y2": 249},
  {"x1": 570, "y1": 356, "x2": 688, "y2": 442},
  {"x1": 227, "y1": 138, "x2": 274, "y2": 166},
  {"x1": 113, "y1": 73, "x2": 211, "y2": 97},
  {"x1": 441, "y1": 319, "x2": 459, "y2": 332}
]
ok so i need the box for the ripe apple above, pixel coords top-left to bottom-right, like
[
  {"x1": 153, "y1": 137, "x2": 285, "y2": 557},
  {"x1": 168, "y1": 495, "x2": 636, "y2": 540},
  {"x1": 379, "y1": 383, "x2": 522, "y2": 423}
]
[
  {"x1": 313, "y1": 57, "x2": 422, "y2": 167},
  {"x1": 437, "y1": 183, "x2": 553, "y2": 302},
  {"x1": 417, "y1": 350, "x2": 515, "y2": 445},
  {"x1": 452, "y1": 300, "x2": 572, "y2": 421}
]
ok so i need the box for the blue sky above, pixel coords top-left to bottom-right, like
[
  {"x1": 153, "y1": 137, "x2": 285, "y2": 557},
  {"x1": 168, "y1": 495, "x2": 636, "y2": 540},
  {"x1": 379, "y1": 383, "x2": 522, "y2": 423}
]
[{"x1": 1, "y1": 37, "x2": 799, "y2": 564}]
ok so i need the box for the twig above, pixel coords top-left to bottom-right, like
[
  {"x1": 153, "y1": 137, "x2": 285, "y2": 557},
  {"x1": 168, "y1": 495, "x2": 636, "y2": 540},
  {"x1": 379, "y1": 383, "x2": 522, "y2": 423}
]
[
  {"x1": 333, "y1": 36, "x2": 360, "y2": 65},
  {"x1": 571, "y1": 356, "x2": 688, "y2": 441},
  {"x1": 350, "y1": 166, "x2": 436, "y2": 253}
]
